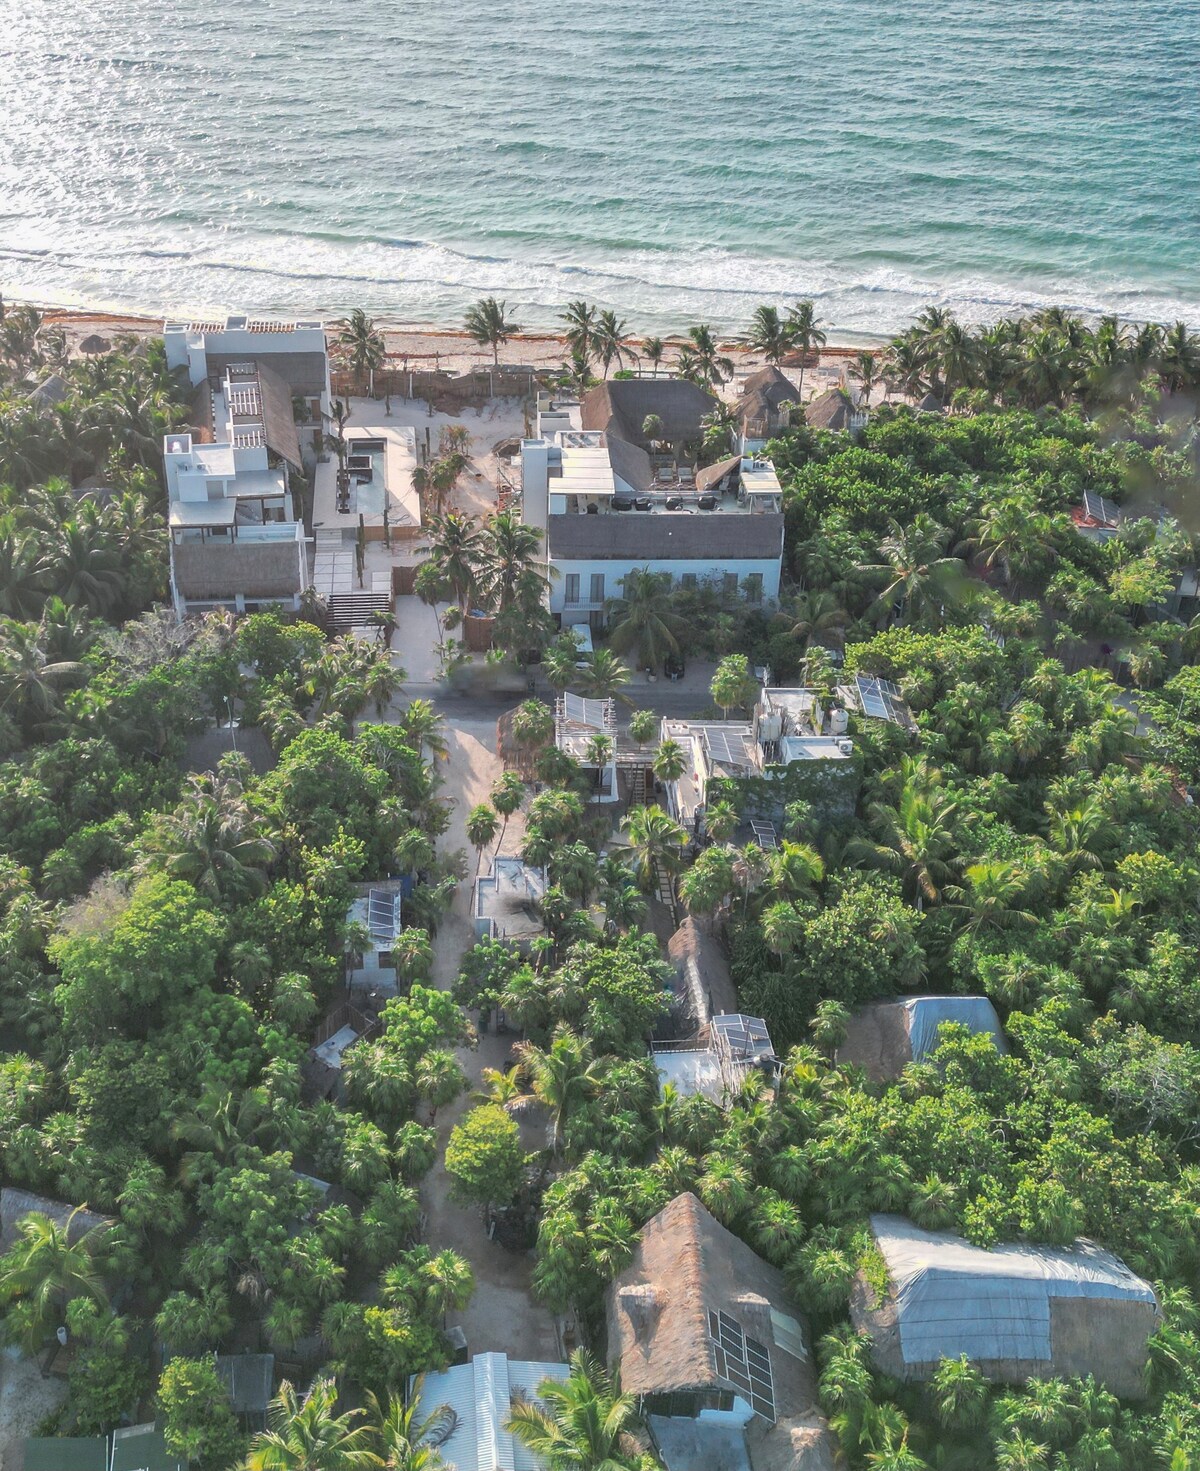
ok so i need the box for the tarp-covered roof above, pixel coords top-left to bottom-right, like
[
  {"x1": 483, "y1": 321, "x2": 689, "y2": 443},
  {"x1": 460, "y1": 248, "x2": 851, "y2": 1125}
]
[
  {"x1": 109, "y1": 1426, "x2": 185, "y2": 1471},
  {"x1": 838, "y1": 996, "x2": 1004, "y2": 1082},
  {"x1": 864, "y1": 1214, "x2": 1158, "y2": 1371}
]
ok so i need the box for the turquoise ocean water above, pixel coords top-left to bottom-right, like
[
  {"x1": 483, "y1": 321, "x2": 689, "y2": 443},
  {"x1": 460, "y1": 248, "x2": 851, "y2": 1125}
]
[{"x1": 1, "y1": 0, "x2": 1198, "y2": 337}]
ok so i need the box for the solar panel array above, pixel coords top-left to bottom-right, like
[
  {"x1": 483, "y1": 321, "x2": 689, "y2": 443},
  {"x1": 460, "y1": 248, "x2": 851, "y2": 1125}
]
[
  {"x1": 856, "y1": 675, "x2": 911, "y2": 727},
  {"x1": 712, "y1": 1013, "x2": 773, "y2": 1059},
  {"x1": 704, "y1": 726, "x2": 754, "y2": 771},
  {"x1": 368, "y1": 889, "x2": 398, "y2": 944},
  {"x1": 707, "y1": 1307, "x2": 776, "y2": 1422},
  {"x1": 1083, "y1": 489, "x2": 1120, "y2": 526}
]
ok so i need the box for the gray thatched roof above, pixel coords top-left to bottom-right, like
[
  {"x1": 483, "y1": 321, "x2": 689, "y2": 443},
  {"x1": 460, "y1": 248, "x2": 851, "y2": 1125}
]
[
  {"x1": 738, "y1": 366, "x2": 796, "y2": 428},
  {"x1": 852, "y1": 1214, "x2": 1160, "y2": 1398},
  {"x1": 0, "y1": 1189, "x2": 113, "y2": 1254},
  {"x1": 582, "y1": 379, "x2": 717, "y2": 447},
  {"x1": 548, "y1": 511, "x2": 783, "y2": 562},
  {"x1": 916, "y1": 392, "x2": 944, "y2": 414},
  {"x1": 695, "y1": 454, "x2": 741, "y2": 496},
  {"x1": 28, "y1": 374, "x2": 70, "y2": 409},
  {"x1": 837, "y1": 996, "x2": 1004, "y2": 1083},
  {"x1": 664, "y1": 919, "x2": 738, "y2": 1038},
  {"x1": 804, "y1": 388, "x2": 854, "y2": 430},
  {"x1": 207, "y1": 347, "x2": 328, "y2": 397},
  {"x1": 606, "y1": 434, "x2": 654, "y2": 493}
]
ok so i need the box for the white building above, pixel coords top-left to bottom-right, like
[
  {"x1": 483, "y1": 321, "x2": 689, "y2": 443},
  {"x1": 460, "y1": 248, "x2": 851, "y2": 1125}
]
[
  {"x1": 345, "y1": 883, "x2": 403, "y2": 994},
  {"x1": 413, "y1": 1352, "x2": 569, "y2": 1471},
  {"x1": 521, "y1": 387, "x2": 785, "y2": 630},
  {"x1": 163, "y1": 359, "x2": 309, "y2": 616},
  {"x1": 473, "y1": 857, "x2": 547, "y2": 948},
  {"x1": 164, "y1": 314, "x2": 331, "y2": 458}
]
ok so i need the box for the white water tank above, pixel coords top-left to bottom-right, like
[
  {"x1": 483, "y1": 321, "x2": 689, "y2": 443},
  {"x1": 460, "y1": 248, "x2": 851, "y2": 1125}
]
[{"x1": 829, "y1": 707, "x2": 849, "y2": 737}]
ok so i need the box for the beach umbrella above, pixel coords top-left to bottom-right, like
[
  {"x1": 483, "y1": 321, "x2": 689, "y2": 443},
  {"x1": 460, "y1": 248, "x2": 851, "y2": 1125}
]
[{"x1": 79, "y1": 334, "x2": 110, "y2": 355}]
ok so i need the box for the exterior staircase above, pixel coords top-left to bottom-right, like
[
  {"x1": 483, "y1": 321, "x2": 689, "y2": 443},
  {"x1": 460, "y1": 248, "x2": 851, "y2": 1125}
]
[{"x1": 325, "y1": 589, "x2": 393, "y2": 632}]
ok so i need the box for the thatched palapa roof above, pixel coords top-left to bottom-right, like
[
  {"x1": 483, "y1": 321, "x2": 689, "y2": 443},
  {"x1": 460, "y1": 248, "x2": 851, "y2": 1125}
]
[
  {"x1": 695, "y1": 454, "x2": 741, "y2": 496},
  {"x1": 803, "y1": 388, "x2": 855, "y2": 431},
  {"x1": 0, "y1": 1188, "x2": 113, "y2": 1253},
  {"x1": 582, "y1": 379, "x2": 717, "y2": 447},
  {"x1": 663, "y1": 918, "x2": 738, "y2": 1038}
]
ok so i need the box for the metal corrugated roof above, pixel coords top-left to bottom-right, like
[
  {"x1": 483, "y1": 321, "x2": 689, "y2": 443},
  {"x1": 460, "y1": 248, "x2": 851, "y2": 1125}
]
[{"x1": 415, "y1": 1355, "x2": 569, "y2": 1471}]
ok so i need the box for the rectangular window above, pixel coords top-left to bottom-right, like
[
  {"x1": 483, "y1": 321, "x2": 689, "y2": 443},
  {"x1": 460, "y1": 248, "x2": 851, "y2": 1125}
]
[
  {"x1": 590, "y1": 572, "x2": 605, "y2": 606},
  {"x1": 565, "y1": 573, "x2": 580, "y2": 606},
  {"x1": 680, "y1": 572, "x2": 698, "y2": 591},
  {"x1": 744, "y1": 573, "x2": 763, "y2": 605},
  {"x1": 723, "y1": 572, "x2": 738, "y2": 598}
]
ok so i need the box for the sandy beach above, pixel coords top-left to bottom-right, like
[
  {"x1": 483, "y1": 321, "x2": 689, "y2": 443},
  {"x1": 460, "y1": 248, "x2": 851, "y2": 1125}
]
[{"x1": 21, "y1": 303, "x2": 868, "y2": 388}]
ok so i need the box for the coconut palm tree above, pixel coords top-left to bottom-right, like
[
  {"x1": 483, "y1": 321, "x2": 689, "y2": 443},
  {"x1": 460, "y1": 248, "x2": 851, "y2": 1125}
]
[
  {"x1": 847, "y1": 350, "x2": 879, "y2": 412},
  {"x1": 418, "y1": 1249, "x2": 475, "y2": 1327},
  {"x1": 247, "y1": 1377, "x2": 376, "y2": 1471},
  {"x1": 857, "y1": 515, "x2": 964, "y2": 625},
  {"x1": 516, "y1": 1026, "x2": 603, "y2": 1154},
  {"x1": 881, "y1": 335, "x2": 928, "y2": 402},
  {"x1": 561, "y1": 301, "x2": 597, "y2": 365},
  {"x1": 43, "y1": 516, "x2": 124, "y2": 615},
  {"x1": 1157, "y1": 320, "x2": 1200, "y2": 395},
  {"x1": 0, "y1": 620, "x2": 85, "y2": 733},
  {"x1": 0, "y1": 519, "x2": 47, "y2": 618},
  {"x1": 786, "y1": 589, "x2": 848, "y2": 648},
  {"x1": 580, "y1": 648, "x2": 631, "y2": 700},
  {"x1": 336, "y1": 308, "x2": 386, "y2": 394},
  {"x1": 682, "y1": 324, "x2": 734, "y2": 386},
  {"x1": 642, "y1": 337, "x2": 666, "y2": 377},
  {"x1": 851, "y1": 760, "x2": 959, "y2": 908},
  {"x1": 466, "y1": 804, "x2": 500, "y2": 873},
  {"x1": 948, "y1": 860, "x2": 1037, "y2": 939},
  {"x1": 363, "y1": 1384, "x2": 455, "y2": 1471},
  {"x1": 423, "y1": 512, "x2": 485, "y2": 614},
  {"x1": 464, "y1": 298, "x2": 518, "y2": 367},
  {"x1": 594, "y1": 311, "x2": 633, "y2": 377},
  {"x1": 652, "y1": 738, "x2": 687, "y2": 784},
  {"x1": 747, "y1": 305, "x2": 791, "y2": 365},
  {"x1": 606, "y1": 568, "x2": 688, "y2": 672},
  {"x1": 490, "y1": 771, "x2": 525, "y2": 851},
  {"x1": 0, "y1": 1208, "x2": 110, "y2": 1352},
  {"x1": 477, "y1": 511, "x2": 549, "y2": 618},
  {"x1": 138, "y1": 770, "x2": 277, "y2": 903},
  {"x1": 785, "y1": 300, "x2": 826, "y2": 403},
  {"x1": 506, "y1": 1349, "x2": 644, "y2": 1471},
  {"x1": 621, "y1": 804, "x2": 686, "y2": 890}
]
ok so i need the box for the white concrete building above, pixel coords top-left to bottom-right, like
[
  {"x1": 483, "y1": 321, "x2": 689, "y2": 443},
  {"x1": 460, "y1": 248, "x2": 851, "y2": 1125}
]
[
  {"x1": 521, "y1": 387, "x2": 785, "y2": 631},
  {"x1": 413, "y1": 1353, "x2": 569, "y2": 1471},
  {"x1": 473, "y1": 857, "x2": 547, "y2": 948},
  {"x1": 163, "y1": 358, "x2": 309, "y2": 617},
  {"x1": 345, "y1": 883, "x2": 403, "y2": 994}
]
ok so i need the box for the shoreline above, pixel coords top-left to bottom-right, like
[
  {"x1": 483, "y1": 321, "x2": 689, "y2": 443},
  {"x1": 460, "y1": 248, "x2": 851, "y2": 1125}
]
[{"x1": 15, "y1": 300, "x2": 883, "y2": 378}]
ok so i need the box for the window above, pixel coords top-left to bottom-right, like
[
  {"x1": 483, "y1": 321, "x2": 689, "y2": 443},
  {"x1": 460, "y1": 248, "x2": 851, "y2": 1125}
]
[
  {"x1": 680, "y1": 572, "x2": 698, "y2": 591},
  {"x1": 565, "y1": 573, "x2": 581, "y2": 606},
  {"x1": 743, "y1": 573, "x2": 763, "y2": 605},
  {"x1": 590, "y1": 572, "x2": 605, "y2": 606},
  {"x1": 723, "y1": 572, "x2": 738, "y2": 598}
]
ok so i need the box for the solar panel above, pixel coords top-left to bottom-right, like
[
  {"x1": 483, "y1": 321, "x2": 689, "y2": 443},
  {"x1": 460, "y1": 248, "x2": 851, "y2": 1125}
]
[
  {"x1": 707, "y1": 1306, "x2": 776, "y2": 1422},
  {"x1": 712, "y1": 1013, "x2": 773, "y2": 1059},
  {"x1": 367, "y1": 889, "x2": 398, "y2": 944},
  {"x1": 855, "y1": 675, "x2": 912, "y2": 728},
  {"x1": 704, "y1": 726, "x2": 754, "y2": 771},
  {"x1": 1083, "y1": 489, "x2": 1120, "y2": 526}
]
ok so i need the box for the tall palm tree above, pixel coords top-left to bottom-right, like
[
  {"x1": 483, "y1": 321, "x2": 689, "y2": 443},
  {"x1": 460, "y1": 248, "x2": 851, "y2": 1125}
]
[
  {"x1": 682, "y1": 324, "x2": 734, "y2": 386},
  {"x1": 747, "y1": 305, "x2": 791, "y2": 365},
  {"x1": 594, "y1": 311, "x2": 633, "y2": 377},
  {"x1": 621, "y1": 804, "x2": 686, "y2": 890},
  {"x1": 847, "y1": 351, "x2": 878, "y2": 411},
  {"x1": 247, "y1": 1377, "x2": 376, "y2": 1471},
  {"x1": 477, "y1": 511, "x2": 549, "y2": 617},
  {"x1": 506, "y1": 1349, "x2": 644, "y2": 1471},
  {"x1": 1156, "y1": 321, "x2": 1200, "y2": 395},
  {"x1": 785, "y1": 300, "x2": 826, "y2": 403},
  {"x1": 464, "y1": 298, "x2": 518, "y2": 367},
  {"x1": 642, "y1": 337, "x2": 666, "y2": 377},
  {"x1": 418, "y1": 1249, "x2": 475, "y2": 1326},
  {"x1": 606, "y1": 567, "x2": 687, "y2": 672},
  {"x1": 0, "y1": 519, "x2": 47, "y2": 617},
  {"x1": 490, "y1": 770, "x2": 526, "y2": 851},
  {"x1": 881, "y1": 335, "x2": 927, "y2": 402},
  {"x1": 0, "y1": 1208, "x2": 109, "y2": 1352},
  {"x1": 336, "y1": 308, "x2": 386, "y2": 394},
  {"x1": 561, "y1": 301, "x2": 597, "y2": 366},
  {"x1": 851, "y1": 760, "x2": 959, "y2": 908},
  {"x1": 423, "y1": 512, "x2": 485, "y2": 614},
  {"x1": 787, "y1": 588, "x2": 848, "y2": 648},
  {"x1": 363, "y1": 1384, "x2": 455, "y2": 1471},
  {"x1": 581, "y1": 648, "x2": 631, "y2": 700},
  {"x1": 0, "y1": 619, "x2": 85, "y2": 732},
  {"x1": 652, "y1": 738, "x2": 687, "y2": 784}
]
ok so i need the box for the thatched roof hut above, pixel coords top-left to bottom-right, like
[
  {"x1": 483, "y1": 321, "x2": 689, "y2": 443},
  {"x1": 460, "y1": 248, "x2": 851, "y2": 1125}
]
[
  {"x1": 737, "y1": 366, "x2": 797, "y2": 441},
  {"x1": 582, "y1": 379, "x2": 717, "y2": 449},
  {"x1": 803, "y1": 388, "x2": 855, "y2": 431},
  {"x1": 852, "y1": 1214, "x2": 1160, "y2": 1399},
  {"x1": 661, "y1": 918, "x2": 738, "y2": 1040},
  {"x1": 608, "y1": 1193, "x2": 834, "y2": 1471}
]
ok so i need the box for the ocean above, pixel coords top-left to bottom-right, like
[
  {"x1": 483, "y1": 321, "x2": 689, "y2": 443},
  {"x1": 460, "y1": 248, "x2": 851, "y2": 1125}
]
[{"x1": 1, "y1": 0, "x2": 1198, "y2": 338}]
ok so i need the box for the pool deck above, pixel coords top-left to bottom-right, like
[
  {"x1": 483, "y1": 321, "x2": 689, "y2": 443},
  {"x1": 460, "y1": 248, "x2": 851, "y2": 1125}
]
[{"x1": 312, "y1": 414, "x2": 422, "y2": 535}]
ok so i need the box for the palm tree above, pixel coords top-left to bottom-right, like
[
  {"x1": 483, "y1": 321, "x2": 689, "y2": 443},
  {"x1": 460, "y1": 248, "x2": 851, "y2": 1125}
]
[
  {"x1": 621, "y1": 804, "x2": 686, "y2": 890},
  {"x1": 423, "y1": 512, "x2": 485, "y2": 614},
  {"x1": 594, "y1": 311, "x2": 633, "y2": 377},
  {"x1": 418, "y1": 1249, "x2": 475, "y2": 1326},
  {"x1": 642, "y1": 337, "x2": 666, "y2": 377},
  {"x1": 477, "y1": 511, "x2": 550, "y2": 618},
  {"x1": 0, "y1": 1209, "x2": 109, "y2": 1352},
  {"x1": 581, "y1": 648, "x2": 631, "y2": 700},
  {"x1": 786, "y1": 589, "x2": 848, "y2": 648},
  {"x1": 247, "y1": 1377, "x2": 376, "y2": 1471},
  {"x1": 506, "y1": 1349, "x2": 644, "y2": 1471},
  {"x1": 747, "y1": 305, "x2": 791, "y2": 365},
  {"x1": 0, "y1": 620, "x2": 85, "y2": 732},
  {"x1": 1157, "y1": 320, "x2": 1200, "y2": 395},
  {"x1": 852, "y1": 760, "x2": 959, "y2": 908},
  {"x1": 857, "y1": 515, "x2": 964, "y2": 625},
  {"x1": 881, "y1": 336, "x2": 928, "y2": 402},
  {"x1": 490, "y1": 770, "x2": 525, "y2": 851},
  {"x1": 561, "y1": 301, "x2": 597, "y2": 365},
  {"x1": 464, "y1": 298, "x2": 518, "y2": 367},
  {"x1": 652, "y1": 738, "x2": 687, "y2": 784},
  {"x1": 517, "y1": 1026, "x2": 603, "y2": 1153},
  {"x1": 847, "y1": 350, "x2": 879, "y2": 411},
  {"x1": 682, "y1": 324, "x2": 734, "y2": 386},
  {"x1": 949, "y1": 860, "x2": 1037, "y2": 939},
  {"x1": 785, "y1": 300, "x2": 826, "y2": 403},
  {"x1": 336, "y1": 308, "x2": 386, "y2": 394},
  {"x1": 0, "y1": 520, "x2": 47, "y2": 618},
  {"x1": 606, "y1": 567, "x2": 687, "y2": 672},
  {"x1": 466, "y1": 804, "x2": 500, "y2": 873},
  {"x1": 363, "y1": 1384, "x2": 455, "y2": 1471},
  {"x1": 139, "y1": 770, "x2": 277, "y2": 902}
]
